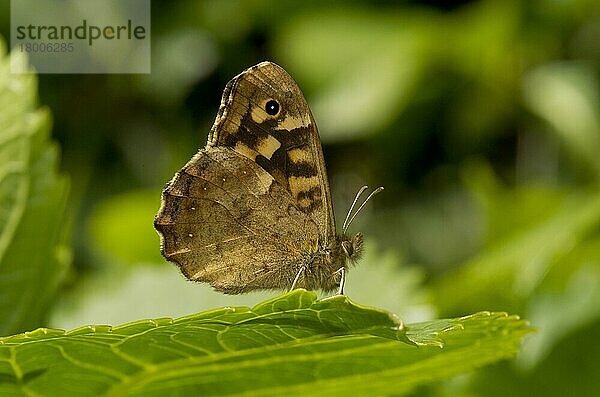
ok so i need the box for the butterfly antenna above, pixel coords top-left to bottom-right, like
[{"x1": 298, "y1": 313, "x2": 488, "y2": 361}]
[
  {"x1": 342, "y1": 185, "x2": 369, "y2": 233},
  {"x1": 343, "y1": 186, "x2": 384, "y2": 233}
]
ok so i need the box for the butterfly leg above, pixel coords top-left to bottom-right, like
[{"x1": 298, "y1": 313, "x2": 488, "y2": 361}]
[
  {"x1": 289, "y1": 266, "x2": 307, "y2": 291},
  {"x1": 334, "y1": 267, "x2": 346, "y2": 295}
]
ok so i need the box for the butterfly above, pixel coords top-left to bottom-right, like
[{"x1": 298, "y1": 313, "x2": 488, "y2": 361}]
[{"x1": 154, "y1": 62, "x2": 382, "y2": 294}]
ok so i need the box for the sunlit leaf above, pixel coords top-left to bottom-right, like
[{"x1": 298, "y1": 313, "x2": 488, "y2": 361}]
[{"x1": 0, "y1": 290, "x2": 530, "y2": 396}]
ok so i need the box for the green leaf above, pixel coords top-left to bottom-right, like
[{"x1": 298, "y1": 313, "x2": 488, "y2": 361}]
[
  {"x1": 0, "y1": 290, "x2": 530, "y2": 397},
  {"x1": 0, "y1": 40, "x2": 70, "y2": 335}
]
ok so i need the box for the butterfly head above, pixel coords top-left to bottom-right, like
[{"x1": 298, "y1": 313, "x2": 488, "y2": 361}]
[{"x1": 341, "y1": 232, "x2": 364, "y2": 262}]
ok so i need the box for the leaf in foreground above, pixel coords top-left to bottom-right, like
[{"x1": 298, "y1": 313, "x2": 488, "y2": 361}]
[
  {"x1": 0, "y1": 41, "x2": 70, "y2": 336},
  {"x1": 0, "y1": 290, "x2": 531, "y2": 397}
]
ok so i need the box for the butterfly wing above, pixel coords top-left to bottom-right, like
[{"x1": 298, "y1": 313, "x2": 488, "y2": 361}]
[
  {"x1": 207, "y1": 61, "x2": 337, "y2": 245},
  {"x1": 155, "y1": 147, "x2": 321, "y2": 294}
]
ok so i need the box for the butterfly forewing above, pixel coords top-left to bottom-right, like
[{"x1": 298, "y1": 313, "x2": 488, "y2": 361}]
[{"x1": 207, "y1": 62, "x2": 336, "y2": 245}]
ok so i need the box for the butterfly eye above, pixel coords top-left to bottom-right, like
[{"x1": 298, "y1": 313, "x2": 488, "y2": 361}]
[
  {"x1": 265, "y1": 99, "x2": 280, "y2": 116},
  {"x1": 341, "y1": 241, "x2": 353, "y2": 257}
]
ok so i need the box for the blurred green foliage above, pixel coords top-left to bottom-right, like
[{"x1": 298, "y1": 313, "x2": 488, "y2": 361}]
[{"x1": 0, "y1": 0, "x2": 599, "y2": 395}]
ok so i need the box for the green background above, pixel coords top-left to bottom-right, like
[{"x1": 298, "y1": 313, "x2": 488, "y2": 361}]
[{"x1": 1, "y1": 0, "x2": 599, "y2": 395}]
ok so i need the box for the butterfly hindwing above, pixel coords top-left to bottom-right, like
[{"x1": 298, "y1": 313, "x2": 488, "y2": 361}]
[{"x1": 154, "y1": 147, "x2": 322, "y2": 293}]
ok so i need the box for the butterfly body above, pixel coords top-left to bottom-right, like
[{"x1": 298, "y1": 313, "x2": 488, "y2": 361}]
[{"x1": 155, "y1": 62, "x2": 364, "y2": 294}]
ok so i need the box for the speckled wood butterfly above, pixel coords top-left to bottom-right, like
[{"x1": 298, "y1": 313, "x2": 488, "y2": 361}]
[{"x1": 154, "y1": 62, "x2": 382, "y2": 294}]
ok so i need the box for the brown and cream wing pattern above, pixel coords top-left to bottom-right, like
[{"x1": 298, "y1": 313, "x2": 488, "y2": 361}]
[
  {"x1": 154, "y1": 147, "x2": 320, "y2": 294},
  {"x1": 207, "y1": 62, "x2": 337, "y2": 245}
]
